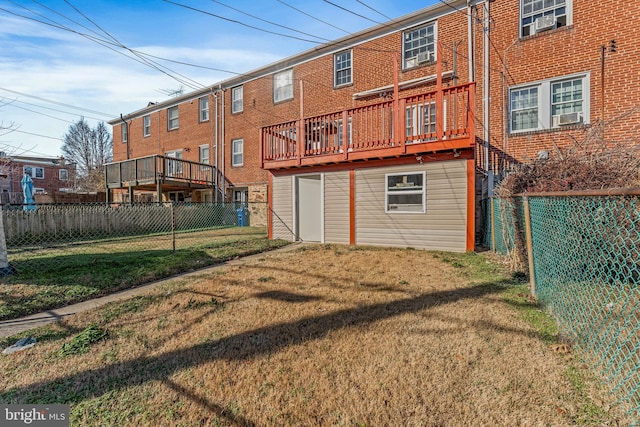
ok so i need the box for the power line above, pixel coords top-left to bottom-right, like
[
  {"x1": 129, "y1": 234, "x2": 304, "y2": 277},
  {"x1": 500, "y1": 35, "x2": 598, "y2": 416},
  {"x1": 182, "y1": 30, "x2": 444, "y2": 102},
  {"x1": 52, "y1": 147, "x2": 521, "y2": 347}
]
[
  {"x1": 210, "y1": 0, "x2": 331, "y2": 42},
  {"x1": 355, "y1": 0, "x2": 392, "y2": 21},
  {"x1": 1, "y1": 4, "x2": 206, "y2": 92},
  {"x1": 8, "y1": 129, "x2": 63, "y2": 141},
  {"x1": 163, "y1": 0, "x2": 322, "y2": 44},
  {"x1": 1, "y1": 100, "x2": 75, "y2": 124},
  {"x1": 1, "y1": 97, "x2": 106, "y2": 122},
  {"x1": 0, "y1": 87, "x2": 114, "y2": 118},
  {"x1": 274, "y1": 0, "x2": 350, "y2": 34},
  {"x1": 62, "y1": 0, "x2": 206, "y2": 91},
  {"x1": 322, "y1": 0, "x2": 382, "y2": 25}
]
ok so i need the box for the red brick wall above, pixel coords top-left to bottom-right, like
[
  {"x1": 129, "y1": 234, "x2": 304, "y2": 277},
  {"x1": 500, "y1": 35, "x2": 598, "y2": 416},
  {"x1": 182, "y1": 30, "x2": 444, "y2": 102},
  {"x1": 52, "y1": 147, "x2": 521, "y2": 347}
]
[
  {"x1": 113, "y1": 2, "x2": 639, "y2": 183},
  {"x1": 114, "y1": 97, "x2": 215, "y2": 164},
  {"x1": 7, "y1": 161, "x2": 75, "y2": 194},
  {"x1": 113, "y1": 8, "x2": 476, "y2": 191},
  {"x1": 222, "y1": 10, "x2": 474, "y2": 186},
  {"x1": 486, "y1": 0, "x2": 640, "y2": 167}
]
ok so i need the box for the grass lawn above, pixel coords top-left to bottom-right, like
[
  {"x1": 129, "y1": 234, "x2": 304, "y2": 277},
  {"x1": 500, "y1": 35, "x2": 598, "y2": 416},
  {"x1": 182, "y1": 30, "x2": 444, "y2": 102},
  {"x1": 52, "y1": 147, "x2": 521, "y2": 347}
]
[
  {"x1": 0, "y1": 227, "x2": 289, "y2": 320},
  {"x1": 0, "y1": 245, "x2": 625, "y2": 426}
]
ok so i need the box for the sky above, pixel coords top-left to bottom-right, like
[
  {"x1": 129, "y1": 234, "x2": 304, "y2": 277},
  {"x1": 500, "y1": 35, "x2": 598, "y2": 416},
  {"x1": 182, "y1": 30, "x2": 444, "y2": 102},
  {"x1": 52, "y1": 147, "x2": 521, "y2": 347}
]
[{"x1": 0, "y1": 0, "x2": 436, "y2": 158}]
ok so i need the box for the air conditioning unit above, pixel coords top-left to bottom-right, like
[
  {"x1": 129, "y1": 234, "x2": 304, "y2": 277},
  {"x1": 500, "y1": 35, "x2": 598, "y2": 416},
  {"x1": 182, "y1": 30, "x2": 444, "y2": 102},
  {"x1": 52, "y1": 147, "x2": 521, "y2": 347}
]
[
  {"x1": 416, "y1": 51, "x2": 434, "y2": 64},
  {"x1": 531, "y1": 15, "x2": 556, "y2": 34},
  {"x1": 552, "y1": 112, "x2": 582, "y2": 127}
]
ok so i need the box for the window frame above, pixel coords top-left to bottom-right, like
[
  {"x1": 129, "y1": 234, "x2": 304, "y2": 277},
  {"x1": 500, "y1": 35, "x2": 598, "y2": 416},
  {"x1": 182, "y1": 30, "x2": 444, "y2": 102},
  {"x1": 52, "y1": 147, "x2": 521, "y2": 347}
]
[
  {"x1": 232, "y1": 86, "x2": 243, "y2": 113},
  {"x1": 59, "y1": 169, "x2": 69, "y2": 181},
  {"x1": 520, "y1": 0, "x2": 572, "y2": 38},
  {"x1": 509, "y1": 72, "x2": 589, "y2": 134},
  {"x1": 121, "y1": 122, "x2": 128, "y2": 143},
  {"x1": 334, "y1": 49, "x2": 353, "y2": 87},
  {"x1": 510, "y1": 86, "x2": 540, "y2": 132},
  {"x1": 199, "y1": 144, "x2": 210, "y2": 169},
  {"x1": 385, "y1": 171, "x2": 426, "y2": 214},
  {"x1": 233, "y1": 188, "x2": 248, "y2": 205},
  {"x1": 273, "y1": 69, "x2": 293, "y2": 103},
  {"x1": 199, "y1": 97, "x2": 209, "y2": 122},
  {"x1": 165, "y1": 150, "x2": 183, "y2": 176},
  {"x1": 402, "y1": 22, "x2": 437, "y2": 70},
  {"x1": 143, "y1": 115, "x2": 151, "y2": 137},
  {"x1": 232, "y1": 139, "x2": 244, "y2": 167},
  {"x1": 24, "y1": 166, "x2": 45, "y2": 180},
  {"x1": 167, "y1": 106, "x2": 179, "y2": 130}
]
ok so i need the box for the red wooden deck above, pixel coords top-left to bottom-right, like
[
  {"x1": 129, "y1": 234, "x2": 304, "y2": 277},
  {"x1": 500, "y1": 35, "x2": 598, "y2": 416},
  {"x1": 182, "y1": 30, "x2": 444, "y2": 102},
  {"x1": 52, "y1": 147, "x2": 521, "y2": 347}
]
[{"x1": 261, "y1": 81, "x2": 475, "y2": 170}]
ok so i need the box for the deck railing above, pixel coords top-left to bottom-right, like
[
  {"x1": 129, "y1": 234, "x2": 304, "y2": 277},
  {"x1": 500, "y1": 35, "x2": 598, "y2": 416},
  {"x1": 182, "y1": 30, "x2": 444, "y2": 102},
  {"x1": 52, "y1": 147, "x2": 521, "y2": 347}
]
[
  {"x1": 105, "y1": 155, "x2": 218, "y2": 188},
  {"x1": 261, "y1": 82, "x2": 475, "y2": 168}
]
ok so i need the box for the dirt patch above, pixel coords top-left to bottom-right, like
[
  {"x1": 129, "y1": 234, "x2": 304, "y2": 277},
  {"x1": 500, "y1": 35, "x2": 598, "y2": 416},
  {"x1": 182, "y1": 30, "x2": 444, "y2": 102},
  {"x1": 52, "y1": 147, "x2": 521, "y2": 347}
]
[{"x1": 0, "y1": 245, "x2": 619, "y2": 426}]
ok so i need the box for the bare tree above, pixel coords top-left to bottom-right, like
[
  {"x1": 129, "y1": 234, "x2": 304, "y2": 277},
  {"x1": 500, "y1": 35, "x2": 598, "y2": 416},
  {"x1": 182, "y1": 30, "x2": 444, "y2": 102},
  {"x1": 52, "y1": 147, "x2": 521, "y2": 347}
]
[{"x1": 62, "y1": 118, "x2": 113, "y2": 191}]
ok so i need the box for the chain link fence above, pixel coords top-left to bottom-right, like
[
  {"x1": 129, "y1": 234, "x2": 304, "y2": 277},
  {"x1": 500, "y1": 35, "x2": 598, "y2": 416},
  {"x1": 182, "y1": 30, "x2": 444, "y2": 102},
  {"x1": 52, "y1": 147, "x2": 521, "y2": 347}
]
[
  {"x1": 1, "y1": 202, "x2": 265, "y2": 274},
  {"x1": 485, "y1": 194, "x2": 639, "y2": 424}
]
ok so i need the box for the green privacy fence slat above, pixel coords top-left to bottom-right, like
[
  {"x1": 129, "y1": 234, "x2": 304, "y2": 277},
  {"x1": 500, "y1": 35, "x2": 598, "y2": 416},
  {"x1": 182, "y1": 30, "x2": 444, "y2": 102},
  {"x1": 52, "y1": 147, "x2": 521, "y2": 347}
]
[{"x1": 488, "y1": 195, "x2": 639, "y2": 424}]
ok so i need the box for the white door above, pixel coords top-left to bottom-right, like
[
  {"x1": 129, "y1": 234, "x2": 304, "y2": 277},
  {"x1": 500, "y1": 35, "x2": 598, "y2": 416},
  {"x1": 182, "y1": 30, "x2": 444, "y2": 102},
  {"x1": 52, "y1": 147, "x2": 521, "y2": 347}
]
[{"x1": 296, "y1": 175, "x2": 322, "y2": 242}]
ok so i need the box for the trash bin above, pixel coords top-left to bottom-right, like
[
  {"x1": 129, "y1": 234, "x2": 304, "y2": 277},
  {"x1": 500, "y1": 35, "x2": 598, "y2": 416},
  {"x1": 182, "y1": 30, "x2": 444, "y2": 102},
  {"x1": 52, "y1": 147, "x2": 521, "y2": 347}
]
[{"x1": 237, "y1": 207, "x2": 249, "y2": 226}]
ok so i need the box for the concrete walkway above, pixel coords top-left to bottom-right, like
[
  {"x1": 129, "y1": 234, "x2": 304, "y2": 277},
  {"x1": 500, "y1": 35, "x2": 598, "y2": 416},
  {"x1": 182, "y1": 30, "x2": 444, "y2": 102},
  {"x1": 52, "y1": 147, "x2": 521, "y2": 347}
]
[{"x1": 0, "y1": 243, "x2": 301, "y2": 339}]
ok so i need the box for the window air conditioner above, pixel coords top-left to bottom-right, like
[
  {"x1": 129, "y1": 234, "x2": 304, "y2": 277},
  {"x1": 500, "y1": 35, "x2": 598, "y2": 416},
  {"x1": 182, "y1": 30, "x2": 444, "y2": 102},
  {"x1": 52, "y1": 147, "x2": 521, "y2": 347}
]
[
  {"x1": 531, "y1": 15, "x2": 556, "y2": 34},
  {"x1": 552, "y1": 112, "x2": 582, "y2": 127},
  {"x1": 416, "y1": 51, "x2": 434, "y2": 64}
]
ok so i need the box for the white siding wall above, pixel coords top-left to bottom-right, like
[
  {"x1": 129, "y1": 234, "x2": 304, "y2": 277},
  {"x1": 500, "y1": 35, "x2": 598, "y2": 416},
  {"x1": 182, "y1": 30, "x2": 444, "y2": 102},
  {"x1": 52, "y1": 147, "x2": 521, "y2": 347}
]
[
  {"x1": 355, "y1": 160, "x2": 467, "y2": 252},
  {"x1": 271, "y1": 175, "x2": 295, "y2": 241},
  {"x1": 324, "y1": 171, "x2": 350, "y2": 244}
]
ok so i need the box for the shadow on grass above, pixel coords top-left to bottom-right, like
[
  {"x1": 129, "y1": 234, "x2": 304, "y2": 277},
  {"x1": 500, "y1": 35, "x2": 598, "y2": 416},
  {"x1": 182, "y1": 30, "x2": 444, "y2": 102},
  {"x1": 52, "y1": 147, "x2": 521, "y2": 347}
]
[
  {"x1": 255, "y1": 290, "x2": 322, "y2": 303},
  {"x1": 0, "y1": 239, "x2": 290, "y2": 321},
  {"x1": 1, "y1": 278, "x2": 541, "y2": 426}
]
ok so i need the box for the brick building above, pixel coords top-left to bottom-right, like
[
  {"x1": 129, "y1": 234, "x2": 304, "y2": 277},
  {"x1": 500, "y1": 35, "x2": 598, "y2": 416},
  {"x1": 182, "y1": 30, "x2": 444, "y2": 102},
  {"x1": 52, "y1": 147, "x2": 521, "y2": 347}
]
[
  {"x1": 108, "y1": 0, "x2": 639, "y2": 250},
  {"x1": 0, "y1": 155, "x2": 76, "y2": 203},
  {"x1": 483, "y1": 0, "x2": 640, "y2": 180}
]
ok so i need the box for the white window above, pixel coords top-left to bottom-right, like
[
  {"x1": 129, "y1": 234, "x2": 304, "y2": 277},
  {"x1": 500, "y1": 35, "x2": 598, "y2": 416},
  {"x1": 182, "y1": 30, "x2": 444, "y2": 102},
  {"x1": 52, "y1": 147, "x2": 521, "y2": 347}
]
[
  {"x1": 509, "y1": 73, "x2": 589, "y2": 133},
  {"x1": 24, "y1": 166, "x2": 44, "y2": 179},
  {"x1": 143, "y1": 115, "x2": 151, "y2": 137},
  {"x1": 406, "y1": 103, "x2": 437, "y2": 140},
  {"x1": 199, "y1": 144, "x2": 210, "y2": 167},
  {"x1": 233, "y1": 188, "x2": 248, "y2": 204},
  {"x1": 335, "y1": 118, "x2": 352, "y2": 147},
  {"x1": 386, "y1": 172, "x2": 426, "y2": 213},
  {"x1": 232, "y1": 139, "x2": 243, "y2": 167},
  {"x1": 521, "y1": 0, "x2": 571, "y2": 37},
  {"x1": 334, "y1": 50, "x2": 352, "y2": 87},
  {"x1": 168, "y1": 106, "x2": 179, "y2": 130},
  {"x1": 510, "y1": 87, "x2": 539, "y2": 132},
  {"x1": 551, "y1": 79, "x2": 583, "y2": 116},
  {"x1": 165, "y1": 150, "x2": 183, "y2": 176},
  {"x1": 121, "y1": 122, "x2": 128, "y2": 143},
  {"x1": 59, "y1": 169, "x2": 69, "y2": 181},
  {"x1": 199, "y1": 97, "x2": 209, "y2": 122},
  {"x1": 273, "y1": 69, "x2": 293, "y2": 103},
  {"x1": 403, "y1": 23, "x2": 436, "y2": 69},
  {"x1": 232, "y1": 86, "x2": 243, "y2": 113}
]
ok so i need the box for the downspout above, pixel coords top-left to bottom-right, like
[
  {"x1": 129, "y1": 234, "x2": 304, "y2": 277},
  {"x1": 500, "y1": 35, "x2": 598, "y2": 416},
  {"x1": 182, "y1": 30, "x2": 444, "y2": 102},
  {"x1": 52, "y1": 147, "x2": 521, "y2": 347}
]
[
  {"x1": 221, "y1": 88, "x2": 226, "y2": 204},
  {"x1": 483, "y1": 0, "x2": 491, "y2": 193},
  {"x1": 214, "y1": 86, "x2": 220, "y2": 203},
  {"x1": 208, "y1": 87, "x2": 215, "y2": 203},
  {"x1": 119, "y1": 114, "x2": 129, "y2": 160},
  {"x1": 467, "y1": 0, "x2": 475, "y2": 83}
]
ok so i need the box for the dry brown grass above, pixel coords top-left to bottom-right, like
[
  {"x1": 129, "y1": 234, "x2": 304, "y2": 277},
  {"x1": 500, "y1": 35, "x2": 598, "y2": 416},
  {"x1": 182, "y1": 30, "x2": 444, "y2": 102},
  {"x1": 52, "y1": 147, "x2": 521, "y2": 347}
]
[{"x1": 0, "y1": 246, "x2": 620, "y2": 426}]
